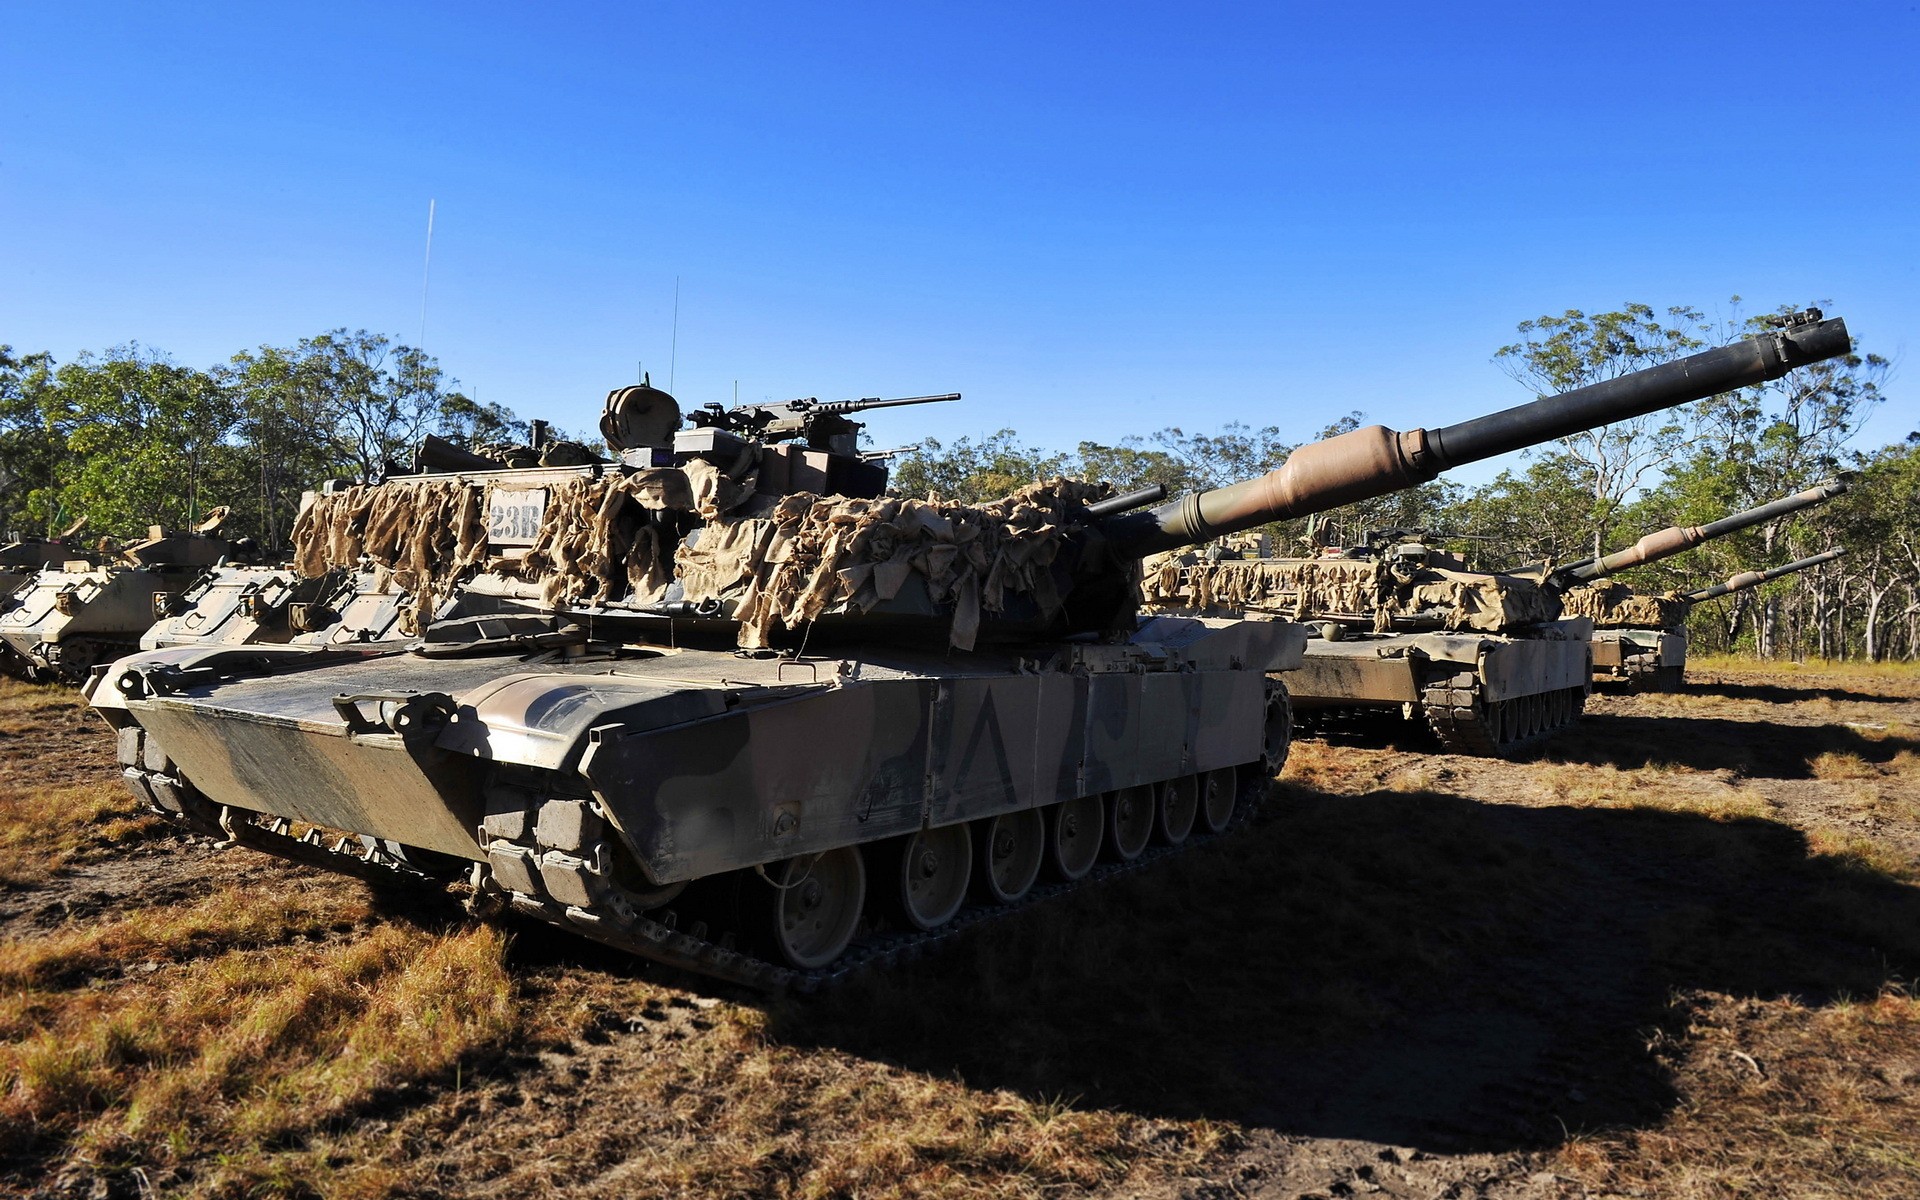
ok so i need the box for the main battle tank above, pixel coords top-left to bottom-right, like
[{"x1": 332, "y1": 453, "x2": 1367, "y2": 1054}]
[
  {"x1": 1570, "y1": 548, "x2": 1846, "y2": 690},
  {"x1": 88, "y1": 311, "x2": 1852, "y2": 988},
  {"x1": 1143, "y1": 530, "x2": 1598, "y2": 754},
  {"x1": 1142, "y1": 312, "x2": 1855, "y2": 755},
  {"x1": 1556, "y1": 482, "x2": 1848, "y2": 690},
  {"x1": 0, "y1": 520, "x2": 96, "y2": 599},
  {"x1": 0, "y1": 510, "x2": 253, "y2": 683}
]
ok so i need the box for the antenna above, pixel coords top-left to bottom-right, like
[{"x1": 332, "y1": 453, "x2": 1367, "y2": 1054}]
[
  {"x1": 418, "y1": 198, "x2": 436, "y2": 352},
  {"x1": 669, "y1": 276, "x2": 681, "y2": 394}
]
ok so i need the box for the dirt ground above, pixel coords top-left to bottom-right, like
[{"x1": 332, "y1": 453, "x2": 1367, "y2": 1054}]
[{"x1": 2, "y1": 659, "x2": 1918, "y2": 1199}]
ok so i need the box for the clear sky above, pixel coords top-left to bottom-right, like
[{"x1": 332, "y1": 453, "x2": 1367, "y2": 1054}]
[{"x1": 3, "y1": 1, "x2": 1915, "y2": 484}]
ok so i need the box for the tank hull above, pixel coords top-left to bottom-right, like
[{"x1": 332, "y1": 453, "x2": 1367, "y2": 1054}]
[
  {"x1": 1590, "y1": 628, "x2": 1687, "y2": 691},
  {"x1": 92, "y1": 615, "x2": 1305, "y2": 987},
  {"x1": 1287, "y1": 619, "x2": 1594, "y2": 755}
]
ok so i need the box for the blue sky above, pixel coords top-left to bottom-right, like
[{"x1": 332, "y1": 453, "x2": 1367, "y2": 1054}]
[{"x1": 3, "y1": 1, "x2": 1914, "y2": 485}]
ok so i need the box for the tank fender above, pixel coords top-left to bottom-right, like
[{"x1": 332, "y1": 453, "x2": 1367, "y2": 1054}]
[
  {"x1": 1131, "y1": 614, "x2": 1308, "y2": 672},
  {"x1": 434, "y1": 672, "x2": 800, "y2": 772}
]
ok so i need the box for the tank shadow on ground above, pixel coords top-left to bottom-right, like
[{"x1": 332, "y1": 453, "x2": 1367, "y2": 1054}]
[
  {"x1": 1686, "y1": 678, "x2": 1917, "y2": 706},
  {"x1": 758, "y1": 787, "x2": 1920, "y2": 1155},
  {"x1": 1545, "y1": 712, "x2": 1920, "y2": 778}
]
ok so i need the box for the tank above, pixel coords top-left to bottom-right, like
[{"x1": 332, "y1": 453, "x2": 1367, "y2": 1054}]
[
  {"x1": 1143, "y1": 531, "x2": 1599, "y2": 755},
  {"x1": 0, "y1": 510, "x2": 254, "y2": 682},
  {"x1": 1557, "y1": 483, "x2": 1848, "y2": 689},
  {"x1": 87, "y1": 311, "x2": 1852, "y2": 989},
  {"x1": 1140, "y1": 315, "x2": 1855, "y2": 755}
]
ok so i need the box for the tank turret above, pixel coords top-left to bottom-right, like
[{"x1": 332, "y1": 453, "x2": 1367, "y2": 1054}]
[{"x1": 1685, "y1": 548, "x2": 1846, "y2": 602}]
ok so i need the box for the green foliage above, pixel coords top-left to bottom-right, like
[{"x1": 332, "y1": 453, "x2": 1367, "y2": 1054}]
[
  {"x1": 0, "y1": 332, "x2": 529, "y2": 549},
  {"x1": 0, "y1": 347, "x2": 61, "y2": 538},
  {"x1": 887, "y1": 430, "x2": 1069, "y2": 503},
  {"x1": 1495, "y1": 303, "x2": 1710, "y2": 558},
  {"x1": 35, "y1": 347, "x2": 241, "y2": 537}
]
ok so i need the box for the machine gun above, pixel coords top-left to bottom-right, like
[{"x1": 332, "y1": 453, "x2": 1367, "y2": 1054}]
[
  {"x1": 685, "y1": 392, "x2": 960, "y2": 455},
  {"x1": 1685, "y1": 548, "x2": 1846, "y2": 603}
]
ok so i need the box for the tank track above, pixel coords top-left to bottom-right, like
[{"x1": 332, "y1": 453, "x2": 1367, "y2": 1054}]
[
  {"x1": 1419, "y1": 672, "x2": 1588, "y2": 757},
  {"x1": 27, "y1": 637, "x2": 139, "y2": 684},
  {"x1": 1620, "y1": 660, "x2": 1684, "y2": 693},
  {"x1": 113, "y1": 685, "x2": 1294, "y2": 993}
]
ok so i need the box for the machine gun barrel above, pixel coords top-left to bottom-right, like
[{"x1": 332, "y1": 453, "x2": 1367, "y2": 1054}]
[
  {"x1": 1104, "y1": 314, "x2": 1852, "y2": 557},
  {"x1": 1684, "y1": 548, "x2": 1846, "y2": 602},
  {"x1": 815, "y1": 392, "x2": 960, "y2": 416},
  {"x1": 1084, "y1": 483, "x2": 1169, "y2": 518},
  {"x1": 1553, "y1": 479, "x2": 1849, "y2": 586}
]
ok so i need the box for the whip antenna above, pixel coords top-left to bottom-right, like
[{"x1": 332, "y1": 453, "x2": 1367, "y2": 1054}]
[{"x1": 418, "y1": 198, "x2": 436, "y2": 352}]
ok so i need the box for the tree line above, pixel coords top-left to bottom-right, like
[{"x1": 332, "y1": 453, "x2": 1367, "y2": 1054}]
[
  {"x1": 3, "y1": 302, "x2": 1913, "y2": 660},
  {"x1": 0, "y1": 330, "x2": 526, "y2": 549}
]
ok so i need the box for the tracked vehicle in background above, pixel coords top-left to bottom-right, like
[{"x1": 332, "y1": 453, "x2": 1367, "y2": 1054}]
[
  {"x1": 1574, "y1": 548, "x2": 1846, "y2": 691},
  {"x1": 0, "y1": 511, "x2": 252, "y2": 683},
  {"x1": 1145, "y1": 532, "x2": 1597, "y2": 755},
  {"x1": 0, "y1": 521, "x2": 95, "y2": 600},
  {"x1": 1142, "y1": 314, "x2": 1854, "y2": 756},
  {"x1": 1556, "y1": 482, "x2": 1848, "y2": 690},
  {"x1": 89, "y1": 312, "x2": 1852, "y2": 987}
]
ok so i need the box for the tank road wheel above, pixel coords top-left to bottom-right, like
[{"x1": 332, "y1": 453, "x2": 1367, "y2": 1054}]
[
  {"x1": 1196, "y1": 766, "x2": 1238, "y2": 835},
  {"x1": 973, "y1": 809, "x2": 1044, "y2": 905},
  {"x1": 1262, "y1": 682, "x2": 1295, "y2": 776},
  {"x1": 1156, "y1": 775, "x2": 1200, "y2": 845},
  {"x1": 1046, "y1": 796, "x2": 1103, "y2": 881},
  {"x1": 1105, "y1": 785, "x2": 1155, "y2": 862},
  {"x1": 889, "y1": 824, "x2": 973, "y2": 931},
  {"x1": 767, "y1": 847, "x2": 867, "y2": 970}
]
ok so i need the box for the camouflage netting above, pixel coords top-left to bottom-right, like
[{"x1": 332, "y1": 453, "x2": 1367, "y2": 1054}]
[
  {"x1": 292, "y1": 479, "x2": 487, "y2": 624},
  {"x1": 1560, "y1": 582, "x2": 1691, "y2": 630},
  {"x1": 678, "y1": 478, "x2": 1111, "y2": 650},
  {"x1": 1142, "y1": 554, "x2": 1556, "y2": 633},
  {"x1": 290, "y1": 467, "x2": 1109, "y2": 649}
]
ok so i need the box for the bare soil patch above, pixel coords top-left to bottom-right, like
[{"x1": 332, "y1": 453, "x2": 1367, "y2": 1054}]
[{"x1": 1, "y1": 661, "x2": 1917, "y2": 1198}]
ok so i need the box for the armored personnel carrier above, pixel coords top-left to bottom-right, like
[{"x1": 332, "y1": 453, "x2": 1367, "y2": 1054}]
[
  {"x1": 1571, "y1": 548, "x2": 1845, "y2": 690},
  {"x1": 88, "y1": 312, "x2": 1851, "y2": 987},
  {"x1": 0, "y1": 520, "x2": 95, "y2": 599},
  {"x1": 0, "y1": 511, "x2": 252, "y2": 683},
  {"x1": 1555, "y1": 482, "x2": 1848, "y2": 689}
]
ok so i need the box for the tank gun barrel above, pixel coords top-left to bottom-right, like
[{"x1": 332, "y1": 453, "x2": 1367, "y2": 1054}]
[
  {"x1": 1105, "y1": 313, "x2": 1851, "y2": 557},
  {"x1": 1553, "y1": 478, "x2": 1849, "y2": 586},
  {"x1": 1684, "y1": 548, "x2": 1846, "y2": 602}
]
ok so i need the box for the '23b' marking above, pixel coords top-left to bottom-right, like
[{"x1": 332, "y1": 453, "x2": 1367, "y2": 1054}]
[{"x1": 487, "y1": 489, "x2": 548, "y2": 543}]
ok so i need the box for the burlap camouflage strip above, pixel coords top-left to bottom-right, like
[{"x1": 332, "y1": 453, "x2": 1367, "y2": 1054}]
[
  {"x1": 678, "y1": 478, "x2": 1110, "y2": 651},
  {"x1": 1143, "y1": 554, "x2": 1556, "y2": 633},
  {"x1": 1559, "y1": 581, "x2": 1691, "y2": 630},
  {"x1": 290, "y1": 466, "x2": 1108, "y2": 650}
]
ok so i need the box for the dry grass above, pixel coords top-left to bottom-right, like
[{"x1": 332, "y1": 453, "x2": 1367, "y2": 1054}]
[
  {"x1": 1, "y1": 921, "x2": 519, "y2": 1193},
  {"x1": 2, "y1": 660, "x2": 1919, "y2": 1196},
  {"x1": 0, "y1": 781, "x2": 154, "y2": 889},
  {"x1": 1559, "y1": 989, "x2": 1920, "y2": 1200},
  {"x1": 1536, "y1": 760, "x2": 1774, "y2": 823},
  {"x1": 1812, "y1": 751, "x2": 1882, "y2": 781},
  {"x1": 1691, "y1": 653, "x2": 1920, "y2": 689}
]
